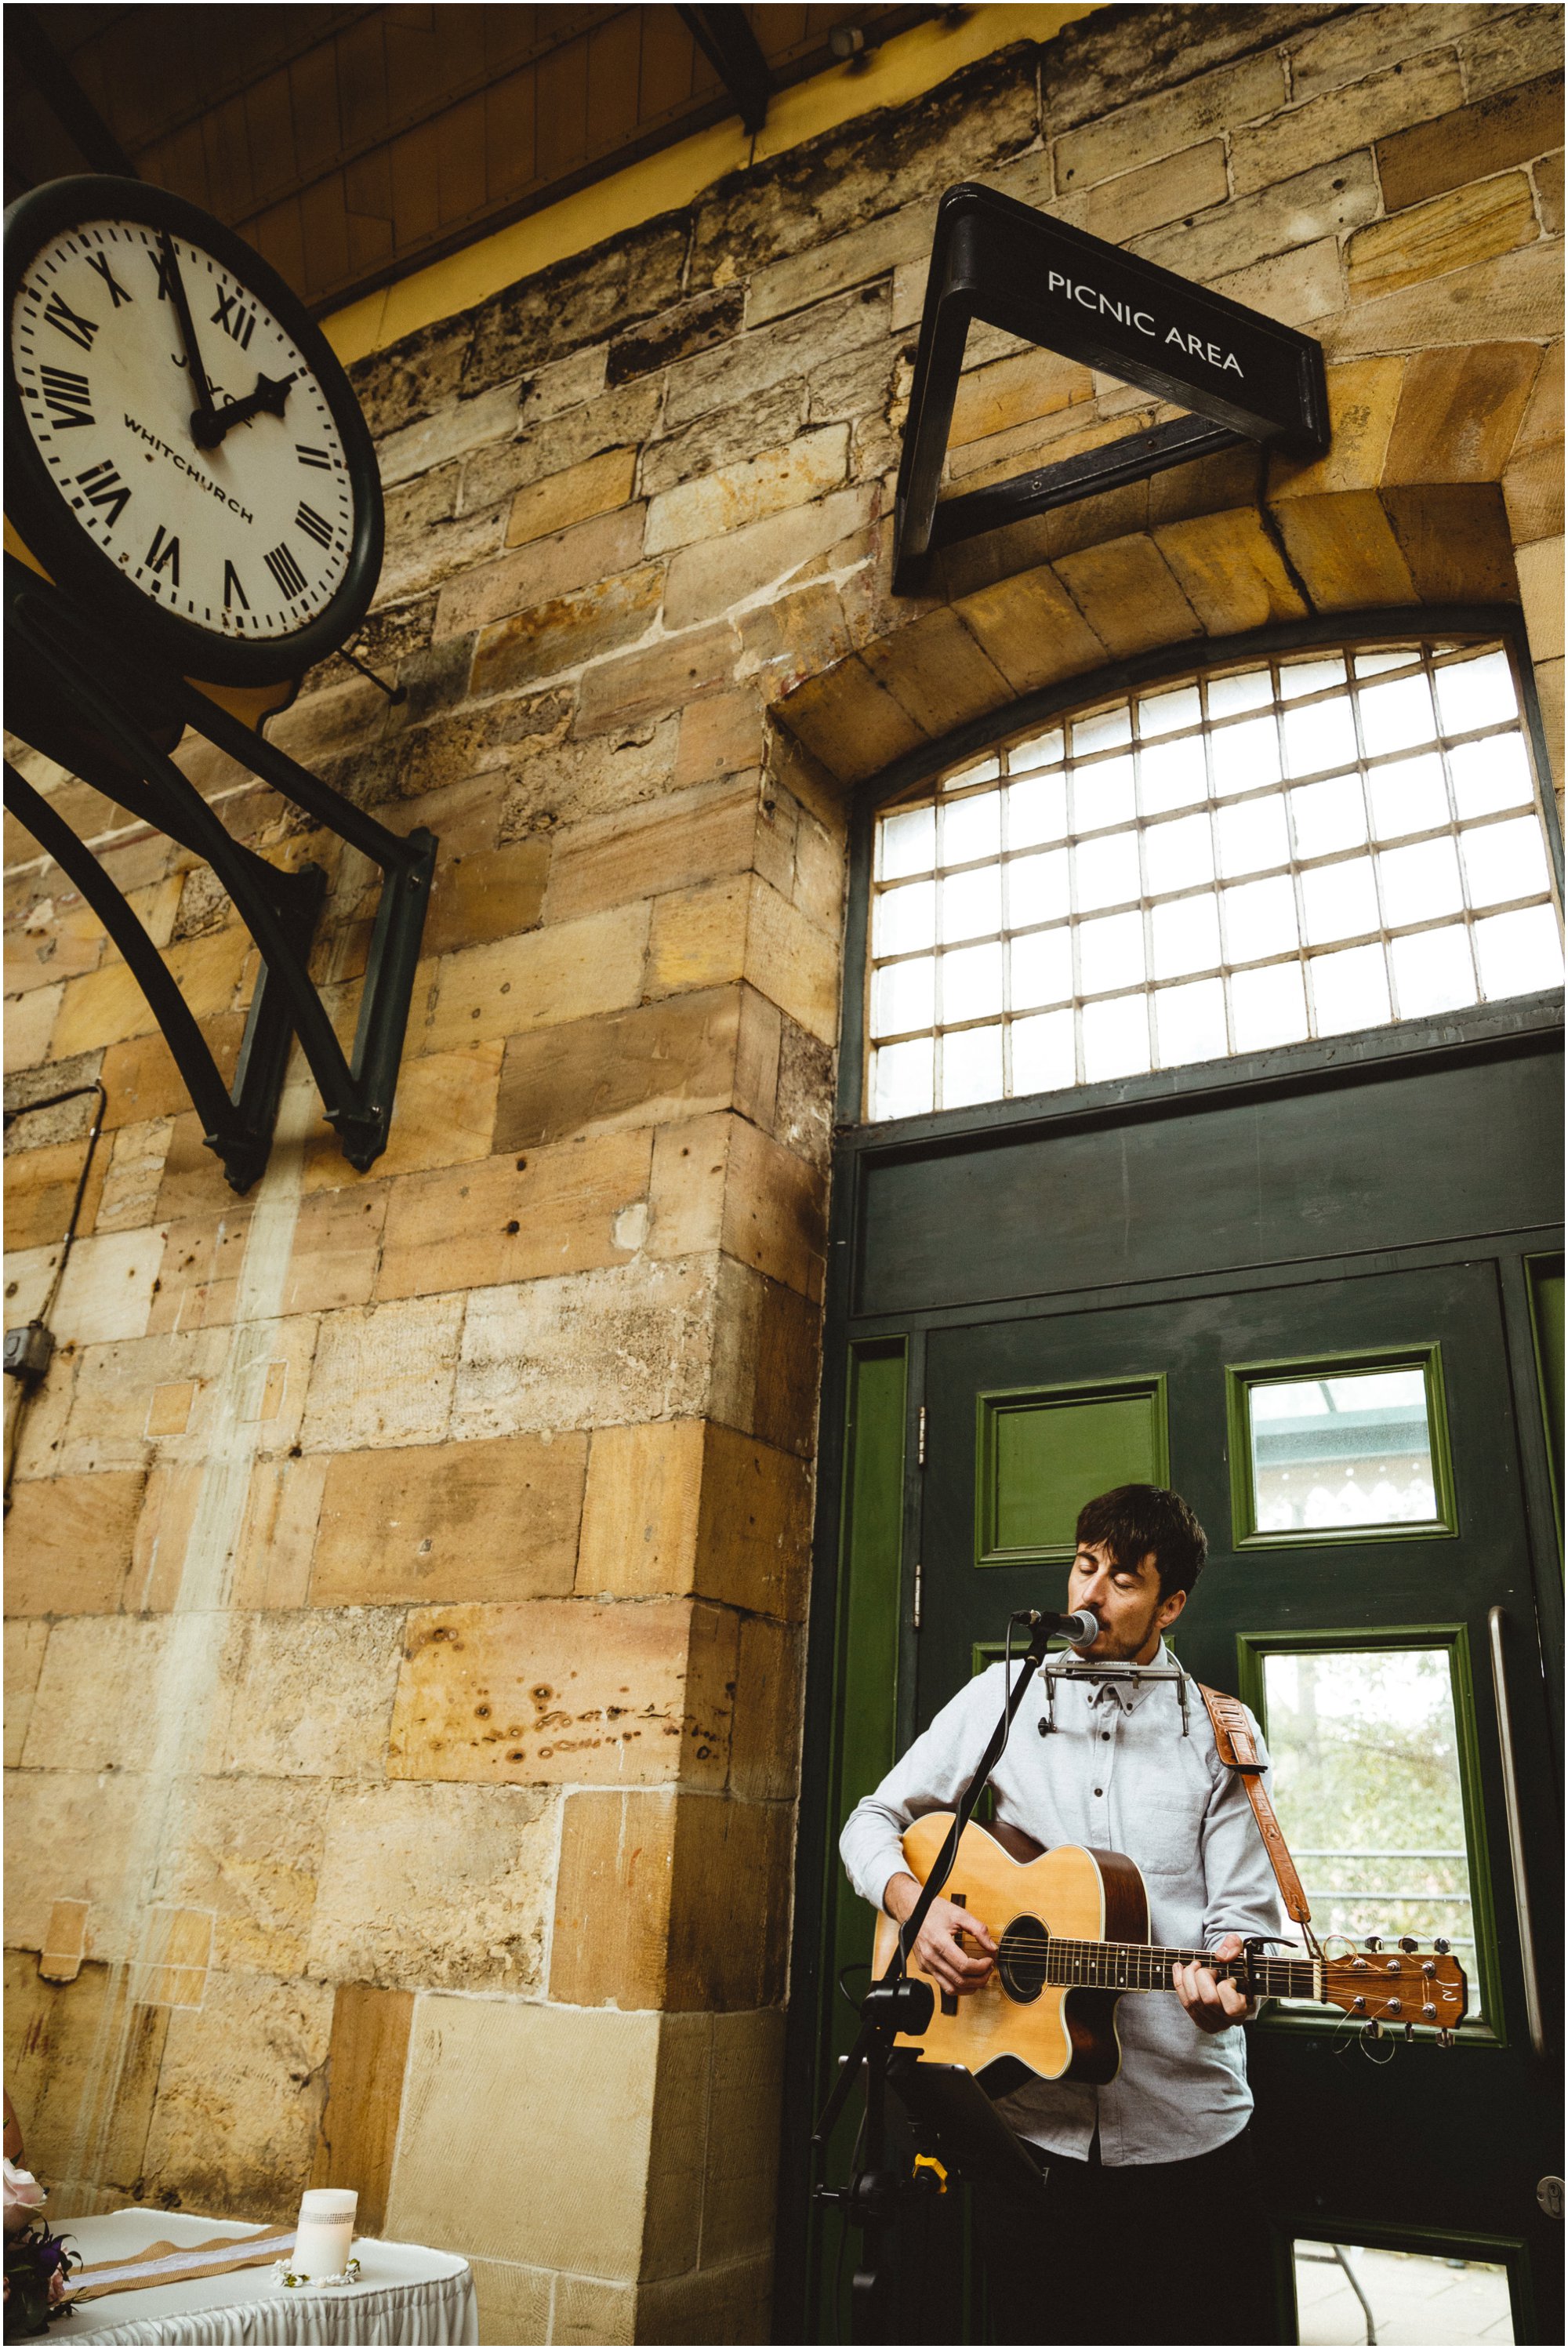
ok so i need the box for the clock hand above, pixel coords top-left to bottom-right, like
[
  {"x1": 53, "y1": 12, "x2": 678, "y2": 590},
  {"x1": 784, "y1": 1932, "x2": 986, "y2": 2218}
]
[
  {"x1": 205, "y1": 370, "x2": 299, "y2": 440},
  {"x1": 158, "y1": 231, "x2": 222, "y2": 448}
]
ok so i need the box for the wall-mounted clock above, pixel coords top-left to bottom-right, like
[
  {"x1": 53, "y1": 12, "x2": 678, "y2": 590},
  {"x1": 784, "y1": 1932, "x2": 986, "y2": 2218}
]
[{"x1": 5, "y1": 175, "x2": 383, "y2": 688}]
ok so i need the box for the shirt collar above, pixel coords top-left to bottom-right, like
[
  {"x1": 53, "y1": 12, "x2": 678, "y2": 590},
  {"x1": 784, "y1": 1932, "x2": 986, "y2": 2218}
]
[{"x1": 1065, "y1": 1639, "x2": 1176, "y2": 1714}]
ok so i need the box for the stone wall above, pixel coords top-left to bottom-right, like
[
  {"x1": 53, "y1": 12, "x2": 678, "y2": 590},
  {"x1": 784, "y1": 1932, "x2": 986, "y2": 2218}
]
[{"x1": 4, "y1": 6, "x2": 1562, "y2": 2342}]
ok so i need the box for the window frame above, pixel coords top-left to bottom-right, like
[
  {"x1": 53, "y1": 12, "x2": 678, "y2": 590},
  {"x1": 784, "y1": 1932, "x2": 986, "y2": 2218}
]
[
  {"x1": 838, "y1": 604, "x2": 1565, "y2": 1142},
  {"x1": 1226, "y1": 1342, "x2": 1457, "y2": 1549},
  {"x1": 975, "y1": 1371, "x2": 1169, "y2": 1567},
  {"x1": 1235, "y1": 1621, "x2": 1504, "y2": 2046}
]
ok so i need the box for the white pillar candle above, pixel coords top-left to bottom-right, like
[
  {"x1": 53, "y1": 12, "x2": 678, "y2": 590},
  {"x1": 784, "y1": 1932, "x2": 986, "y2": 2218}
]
[{"x1": 292, "y1": 2187, "x2": 358, "y2": 2278}]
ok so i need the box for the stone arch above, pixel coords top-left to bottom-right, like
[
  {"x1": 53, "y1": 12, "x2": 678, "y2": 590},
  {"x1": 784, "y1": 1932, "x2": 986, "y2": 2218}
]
[{"x1": 770, "y1": 342, "x2": 1559, "y2": 798}]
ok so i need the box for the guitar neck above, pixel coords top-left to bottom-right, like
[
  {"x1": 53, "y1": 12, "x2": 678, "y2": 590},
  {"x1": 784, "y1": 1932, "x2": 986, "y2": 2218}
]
[{"x1": 1045, "y1": 1937, "x2": 1319, "y2": 2000}]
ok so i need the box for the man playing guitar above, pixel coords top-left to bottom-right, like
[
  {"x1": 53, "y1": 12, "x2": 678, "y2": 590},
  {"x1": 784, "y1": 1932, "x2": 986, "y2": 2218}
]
[{"x1": 840, "y1": 1485, "x2": 1283, "y2": 2345}]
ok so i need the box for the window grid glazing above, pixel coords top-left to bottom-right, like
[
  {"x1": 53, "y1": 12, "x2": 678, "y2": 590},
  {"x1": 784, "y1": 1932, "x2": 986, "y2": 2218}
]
[{"x1": 867, "y1": 640, "x2": 1563, "y2": 1123}]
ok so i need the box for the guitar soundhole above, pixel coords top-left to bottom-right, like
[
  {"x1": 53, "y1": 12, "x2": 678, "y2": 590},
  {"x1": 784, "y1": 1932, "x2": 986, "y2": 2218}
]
[{"x1": 997, "y1": 1913, "x2": 1048, "y2": 2004}]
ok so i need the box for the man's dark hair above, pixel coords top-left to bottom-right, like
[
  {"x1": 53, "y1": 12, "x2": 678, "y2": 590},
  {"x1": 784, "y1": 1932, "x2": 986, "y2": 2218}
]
[{"x1": 1075, "y1": 1484, "x2": 1207, "y2": 1600}]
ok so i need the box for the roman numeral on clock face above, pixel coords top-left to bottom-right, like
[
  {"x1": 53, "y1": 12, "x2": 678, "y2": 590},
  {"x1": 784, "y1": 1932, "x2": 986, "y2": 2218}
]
[
  {"x1": 265, "y1": 542, "x2": 308, "y2": 601},
  {"x1": 85, "y1": 251, "x2": 132, "y2": 307},
  {"x1": 38, "y1": 365, "x2": 94, "y2": 428},
  {"x1": 223, "y1": 561, "x2": 250, "y2": 612},
  {"x1": 295, "y1": 501, "x2": 333, "y2": 550},
  {"x1": 212, "y1": 287, "x2": 257, "y2": 350},
  {"x1": 296, "y1": 445, "x2": 333, "y2": 470},
  {"x1": 146, "y1": 525, "x2": 180, "y2": 586},
  {"x1": 75, "y1": 459, "x2": 131, "y2": 528},
  {"x1": 42, "y1": 290, "x2": 98, "y2": 351}
]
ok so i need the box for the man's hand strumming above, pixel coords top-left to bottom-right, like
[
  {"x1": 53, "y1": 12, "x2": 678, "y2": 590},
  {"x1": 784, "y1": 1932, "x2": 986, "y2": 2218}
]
[{"x1": 883, "y1": 1872, "x2": 996, "y2": 1995}]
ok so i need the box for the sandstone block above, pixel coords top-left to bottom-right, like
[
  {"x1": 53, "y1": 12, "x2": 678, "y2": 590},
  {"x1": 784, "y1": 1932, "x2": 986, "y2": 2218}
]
[
  {"x1": 231, "y1": 1454, "x2": 328, "y2": 1610},
  {"x1": 947, "y1": 347, "x2": 1093, "y2": 450},
  {"x1": 147, "y1": 1774, "x2": 330, "y2": 1980},
  {"x1": 744, "y1": 877, "x2": 840, "y2": 1047},
  {"x1": 673, "y1": 689, "x2": 767, "y2": 790},
  {"x1": 421, "y1": 902, "x2": 649, "y2": 1055},
  {"x1": 127, "y1": 1461, "x2": 205, "y2": 1609},
  {"x1": 49, "y1": 1225, "x2": 161, "y2": 1345},
  {"x1": 746, "y1": 202, "x2": 934, "y2": 329},
  {"x1": 646, "y1": 427, "x2": 849, "y2": 555},
  {"x1": 452, "y1": 1257, "x2": 714, "y2": 1443},
  {"x1": 647, "y1": 1115, "x2": 729, "y2": 1265},
  {"x1": 608, "y1": 285, "x2": 745, "y2": 387},
  {"x1": 1268, "y1": 356, "x2": 1406, "y2": 500},
  {"x1": 517, "y1": 341, "x2": 608, "y2": 427},
  {"x1": 1348, "y1": 174, "x2": 1538, "y2": 302},
  {"x1": 664, "y1": 1792, "x2": 791, "y2": 2010},
  {"x1": 572, "y1": 622, "x2": 739, "y2": 739},
  {"x1": 717, "y1": 1113, "x2": 827, "y2": 1304},
  {"x1": 386, "y1": 1997, "x2": 662, "y2": 2275},
  {"x1": 858, "y1": 608, "x2": 1013, "y2": 741},
  {"x1": 1207, "y1": 235, "x2": 1345, "y2": 332},
  {"x1": 470, "y1": 561, "x2": 664, "y2": 699},
  {"x1": 694, "y1": 1420, "x2": 813, "y2": 1620},
  {"x1": 5, "y1": 901, "x2": 105, "y2": 1000},
  {"x1": 577, "y1": 1420, "x2": 706, "y2": 1600},
  {"x1": 376, "y1": 1128, "x2": 650, "y2": 1300},
  {"x1": 420, "y1": 838, "x2": 551, "y2": 959},
  {"x1": 140, "y1": 1971, "x2": 333, "y2": 2226},
  {"x1": 95, "y1": 1116, "x2": 175, "y2": 1233},
  {"x1": 1461, "y1": 4, "x2": 1566, "y2": 103},
  {"x1": 388, "y1": 1595, "x2": 735, "y2": 1789},
  {"x1": 1153, "y1": 507, "x2": 1310, "y2": 634},
  {"x1": 1518, "y1": 534, "x2": 1566, "y2": 663},
  {"x1": 303, "y1": 1044, "x2": 503, "y2": 1191},
  {"x1": 1377, "y1": 70, "x2": 1564, "y2": 210},
  {"x1": 299, "y1": 1291, "x2": 463, "y2": 1454},
  {"x1": 1533, "y1": 653, "x2": 1563, "y2": 789},
  {"x1": 4, "y1": 1766, "x2": 145, "y2": 1968},
  {"x1": 379, "y1": 500, "x2": 508, "y2": 604},
  {"x1": 710, "y1": 1256, "x2": 822, "y2": 1459},
  {"x1": 662, "y1": 485, "x2": 874, "y2": 633},
  {"x1": 310, "y1": 1982, "x2": 415, "y2": 2236},
  {"x1": 2, "y1": 983, "x2": 60, "y2": 1073},
  {"x1": 467, "y1": 2258, "x2": 554, "y2": 2345},
  {"x1": 546, "y1": 779, "x2": 760, "y2": 924},
  {"x1": 773, "y1": 654, "x2": 927, "y2": 785},
  {"x1": 219, "y1": 1605, "x2": 408, "y2": 1780},
  {"x1": 3, "y1": 1132, "x2": 103, "y2": 1254},
  {"x1": 506, "y1": 446, "x2": 638, "y2": 549},
  {"x1": 1382, "y1": 342, "x2": 1542, "y2": 483},
  {"x1": 1052, "y1": 534, "x2": 1203, "y2": 659},
  {"x1": 1535, "y1": 149, "x2": 1564, "y2": 237},
  {"x1": 1134, "y1": 151, "x2": 1381, "y2": 288},
  {"x1": 98, "y1": 1017, "x2": 245, "y2": 1131},
  {"x1": 463, "y1": 378, "x2": 662, "y2": 510},
  {"x1": 308, "y1": 1781, "x2": 556, "y2": 1991},
  {"x1": 493, "y1": 984, "x2": 761, "y2": 1150},
  {"x1": 3, "y1": 1952, "x2": 169, "y2": 2203},
  {"x1": 953, "y1": 562, "x2": 1108, "y2": 695},
  {"x1": 3, "y1": 1470, "x2": 145, "y2": 1615},
  {"x1": 312, "y1": 1432, "x2": 586, "y2": 1607},
  {"x1": 436, "y1": 503, "x2": 647, "y2": 639},
  {"x1": 664, "y1": 283, "x2": 891, "y2": 429},
  {"x1": 4, "y1": 1618, "x2": 49, "y2": 1764},
  {"x1": 54, "y1": 1323, "x2": 225, "y2": 1476},
  {"x1": 637, "y1": 2257, "x2": 772, "y2": 2346},
  {"x1": 1268, "y1": 488, "x2": 1418, "y2": 608},
  {"x1": 1327, "y1": 229, "x2": 1563, "y2": 359},
  {"x1": 376, "y1": 382, "x2": 521, "y2": 489},
  {"x1": 281, "y1": 1185, "x2": 387, "y2": 1316},
  {"x1": 1504, "y1": 437, "x2": 1565, "y2": 547},
  {"x1": 640, "y1": 2011, "x2": 708, "y2": 2279},
  {"x1": 702, "y1": 2009, "x2": 787, "y2": 2267},
  {"x1": 20, "y1": 1611, "x2": 171, "y2": 1770},
  {"x1": 728, "y1": 1614, "x2": 804, "y2": 1804},
  {"x1": 647, "y1": 878, "x2": 750, "y2": 1000},
  {"x1": 1056, "y1": 51, "x2": 1286, "y2": 192},
  {"x1": 1232, "y1": 49, "x2": 1465, "y2": 196},
  {"x1": 1076, "y1": 138, "x2": 1229, "y2": 244},
  {"x1": 1382, "y1": 483, "x2": 1518, "y2": 603},
  {"x1": 147, "y1": 1207, "x2": 253, "y2": 1334}
]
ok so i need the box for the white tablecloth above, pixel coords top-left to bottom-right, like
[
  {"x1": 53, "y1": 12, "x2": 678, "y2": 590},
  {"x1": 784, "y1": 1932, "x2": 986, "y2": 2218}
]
[{"x1": 46, "y1": 2209, "x2": 477, "y2": 2346}]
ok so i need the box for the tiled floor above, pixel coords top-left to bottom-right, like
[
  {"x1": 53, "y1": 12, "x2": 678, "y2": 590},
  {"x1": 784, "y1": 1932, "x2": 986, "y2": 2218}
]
[{"x1": 1295, "y1": 2246, "x2": 1513, "y2": 2346}]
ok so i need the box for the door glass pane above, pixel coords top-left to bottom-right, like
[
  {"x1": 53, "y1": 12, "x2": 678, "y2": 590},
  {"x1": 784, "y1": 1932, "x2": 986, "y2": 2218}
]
[
  {"x1": 979, "y1": 1379, "x2": 1165, "y2": 1562},
  {"x1": 1294, "y1": 2242, "x2": 1512, "y2": 2346},
  {"x1": 1245, "y1": 1363, "x2": 1441, "y2": 1533},
  {"x1": 1260, "y1": 1647, "x2": 1481, "y2": 2006}
]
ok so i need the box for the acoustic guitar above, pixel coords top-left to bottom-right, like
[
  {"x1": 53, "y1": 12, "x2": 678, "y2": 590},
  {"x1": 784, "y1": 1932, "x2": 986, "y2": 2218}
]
[{"x1": 870, "y1": 1813, "x2": 1470, "y2": 2088}]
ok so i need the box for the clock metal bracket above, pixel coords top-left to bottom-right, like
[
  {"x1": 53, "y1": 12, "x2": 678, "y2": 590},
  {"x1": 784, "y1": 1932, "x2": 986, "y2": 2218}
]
[
  {"x1": 894, "y1": 182, "x2": 1331, "y2": 595},
  {"x1": 4, "y1": 556, "x2": 436, "y2": 1193}
]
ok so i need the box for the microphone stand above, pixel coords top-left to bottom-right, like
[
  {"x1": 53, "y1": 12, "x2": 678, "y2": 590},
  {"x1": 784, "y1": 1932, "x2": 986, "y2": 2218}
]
[{"x1": 811, "y1": 1610, "x2": 1069, "y2": 2344}]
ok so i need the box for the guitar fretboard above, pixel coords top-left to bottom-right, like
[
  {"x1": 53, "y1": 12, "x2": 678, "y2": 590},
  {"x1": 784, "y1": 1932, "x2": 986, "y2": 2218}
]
[{"x1": 1024, "y1": 1937, "x2": 1319, "y2": 2000}]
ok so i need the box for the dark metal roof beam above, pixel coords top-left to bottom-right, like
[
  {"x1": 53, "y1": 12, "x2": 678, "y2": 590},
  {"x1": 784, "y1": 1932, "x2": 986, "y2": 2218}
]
[
  {"x1": 7, "y1": 4, "x2": 137, "y2": 177},
  {"x1": 677, "y1": 5, "x2": 773, "y2": 136}
]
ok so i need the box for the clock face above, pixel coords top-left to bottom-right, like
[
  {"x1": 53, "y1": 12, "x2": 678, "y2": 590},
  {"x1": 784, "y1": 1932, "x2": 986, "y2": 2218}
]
[{"x1": 9, "y1": 214, "x2": 357, "y2": 648}]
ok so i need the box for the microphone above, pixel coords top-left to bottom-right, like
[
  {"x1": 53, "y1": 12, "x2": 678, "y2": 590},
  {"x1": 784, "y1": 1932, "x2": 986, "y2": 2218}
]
[{"x1": 1011, "y1": 1607, "x2": 1099, "y2": 1648}]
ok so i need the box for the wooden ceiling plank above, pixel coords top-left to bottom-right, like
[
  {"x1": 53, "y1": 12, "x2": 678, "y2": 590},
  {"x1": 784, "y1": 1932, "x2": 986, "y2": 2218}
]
[
  {"x1": 535, "y1": 30, "x2": 593, "y2": 191},
  {"x1": 388, "y1": 113, "x2": 443, "y2": 254},
  {"x1": 483, "y1": 64, "x2": 539, "y2": 209},
  {"x1": 336, "y1": 12, "x2": 392, "y2": 151},
  {"x1": 586, "y1": 15, "x2": 644, "y2": 155},
  {"x1": 639, "y1": 4, "x2": 701, "y2": 122},
  {"x1": 244, "y1": 67, "x2": 300, "y2": 212},
  {"x1": 299, "y1": 170, "x2": 354, "y2": 301},
  {"x1": 288, "y1": 39, "x2": 346, "y2": 187},
  {"x1": 436, "y1": 89, "x2": 488, "y2": 234}
]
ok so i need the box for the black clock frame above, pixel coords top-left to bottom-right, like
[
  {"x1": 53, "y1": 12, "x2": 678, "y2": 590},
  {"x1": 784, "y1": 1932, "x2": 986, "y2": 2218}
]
[{"x1": 4, "y1": 173, "x2": 383, "y2": 688}]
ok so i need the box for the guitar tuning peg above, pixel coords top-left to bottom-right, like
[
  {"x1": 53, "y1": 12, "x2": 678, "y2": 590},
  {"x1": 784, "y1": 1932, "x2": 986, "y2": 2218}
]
[
  {"x1": 1403, "y1": 2022, "x2": 1416, "y2": 2043},
  {"x1": 1363, "y1": 1934, "x2": 1382, "y2": 1952},
  {"x1": 1363, "y1": 2019, "x2": 1382, "y2": 2041},
  {"x1": 1432, "y1": 1937, "x2": 1450, "y2": 1955},
  {"x1": 1398, "y1": 1936, "x2": 1418, "y2": 1954},
  {"x1": 1437, "y1": 2029, "x2": 1455, "y2": 2050}
]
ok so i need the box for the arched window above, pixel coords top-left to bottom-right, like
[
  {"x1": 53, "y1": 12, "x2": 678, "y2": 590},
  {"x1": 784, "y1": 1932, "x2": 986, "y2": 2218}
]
[{"x1": 866, "y1": 635, "x2": 1563, "y2": 1123}]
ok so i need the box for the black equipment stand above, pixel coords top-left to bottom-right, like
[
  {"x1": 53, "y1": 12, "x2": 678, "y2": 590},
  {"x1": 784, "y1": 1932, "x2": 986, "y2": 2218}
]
[{"x1": 811, "y1": 1613, "x2": 1060, "y2": 2343}]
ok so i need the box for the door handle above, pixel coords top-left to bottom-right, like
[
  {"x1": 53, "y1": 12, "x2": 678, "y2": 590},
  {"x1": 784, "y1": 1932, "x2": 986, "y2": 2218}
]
[{"x1": 1487, "y1": 1607, "x2": 1544, "y2": 2059}]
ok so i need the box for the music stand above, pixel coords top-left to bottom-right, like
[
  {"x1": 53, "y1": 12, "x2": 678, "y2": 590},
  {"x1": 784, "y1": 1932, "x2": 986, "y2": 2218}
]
[{"x1": 885, "y1": 2053, "x2": 1047, "y2": 2205}]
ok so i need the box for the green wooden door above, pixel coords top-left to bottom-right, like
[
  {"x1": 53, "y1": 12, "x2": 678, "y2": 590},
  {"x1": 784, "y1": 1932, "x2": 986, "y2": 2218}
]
[{"x1": 913, "y1": 1254, "x2": 1561, "y2": 2340}]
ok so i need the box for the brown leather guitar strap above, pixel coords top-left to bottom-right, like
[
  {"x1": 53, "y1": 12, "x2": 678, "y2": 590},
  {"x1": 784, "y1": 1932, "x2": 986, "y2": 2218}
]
[{"x1": 1196, "y1": 1682, "x2": 1313, "y2": 1932}]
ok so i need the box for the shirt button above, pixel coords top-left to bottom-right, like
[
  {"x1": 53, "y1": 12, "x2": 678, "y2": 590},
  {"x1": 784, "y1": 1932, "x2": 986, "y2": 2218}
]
[
  {"x1": 1101, "y1": 1731, "x2": 1110, "y2": 1741},
  {"x1": 1094, "y1": 1787, "x2": 1103, "y2": 1796}
]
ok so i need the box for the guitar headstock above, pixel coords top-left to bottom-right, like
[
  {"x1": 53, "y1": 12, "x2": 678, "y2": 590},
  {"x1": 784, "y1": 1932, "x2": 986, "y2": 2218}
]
[{"x1": 1320, "y1": 1937, "x2": 1468, "y2": 2036}]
